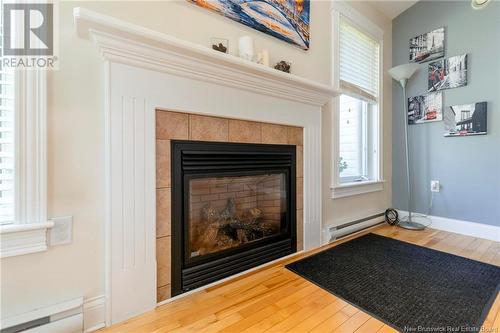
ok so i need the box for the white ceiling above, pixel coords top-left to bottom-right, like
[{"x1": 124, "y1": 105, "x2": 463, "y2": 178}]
[{"x1": 369, "y1": 1, "x2": 419, "y2": 19}]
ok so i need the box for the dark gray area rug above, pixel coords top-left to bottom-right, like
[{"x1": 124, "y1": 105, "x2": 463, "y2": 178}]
[{"x1": 286, "y1": 233, "x2": 500, "y2": 332}]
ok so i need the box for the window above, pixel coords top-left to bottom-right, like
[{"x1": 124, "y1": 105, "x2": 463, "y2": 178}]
[
  {"x1": 0, "y1": 22, "x2": 50, "y2": 257},
  {"x1": 0, "y1": 19, "x2": 15, "y2": 225},
  {"x1": 339, "y1": 95, "x2": 379, "y2": 183},
  {"x1": 331, "y1": 5, "x2": 384, "y2": 198},
  {"x1": 0, "y1": 66, "x2": 15, "y2": 225}
]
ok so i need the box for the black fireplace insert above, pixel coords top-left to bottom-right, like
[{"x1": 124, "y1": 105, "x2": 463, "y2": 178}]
[{"x1": 170, "y1": 140, "x2": 297, "y2": 296}]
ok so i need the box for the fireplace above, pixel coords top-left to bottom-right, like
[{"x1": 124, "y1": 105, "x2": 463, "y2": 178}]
[{"x1": 171, "y1": 140, "x2": 297, "y2": 296}]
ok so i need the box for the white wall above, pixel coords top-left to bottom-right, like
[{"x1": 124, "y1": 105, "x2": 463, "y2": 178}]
[{"x1": 1, "y1": 0, "x2": 391, "y2": 320}]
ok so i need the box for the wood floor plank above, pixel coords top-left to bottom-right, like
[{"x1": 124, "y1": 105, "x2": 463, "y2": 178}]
[
  {"x1": 331, "y1": 310, "x2": 371, "y2": 333},
  {"x1": 215, "y1": 276, "x2": 307, "y2": 319},
  {"x1": 229, "y1": 280, "x2": 307, "y2": 318},
  {"x1": 287, "y1": 298, "x2": 348, "y2": 332},
  {"x1": 308, "y1": 310, "x2": 351, "y2": 333},
  {"x1": 196, "y1": 313, "x2": 243, "y2": 333},
  {"x1": 219, "y1": 304, "x2": 281, "y2": 333},
  {"x1": 228, "y1": 289, "x2": 327, "y2": 332},
  {"x1": 240, "y1": 303, "x2": 302, "y2": 332},
  {"x1": 376, "y1": 324, "x2": 399, "y2": 333},
  {"x1": 340, "y1": 304, "x2": 359, "y2": 317},
  {"x1": 264, "y1": 294, "x2": 337, "y2": 332},
  {"x1": 242, "y1": 287, "x2": 335, "y2": 332},
  {"x1": 167, "y1": 314, "x2": 218, "y2": 333},
  {"x1": 428, "y1": 232, "x2": 462, "y2": 252},
  {"x1": 421, "y1": 230, "x2": 449, "y2": 248},
  {"x1": 458, "y1": 237, "x2": 483, "y2": 257},
  {"x1": 481, "y1": 242, "x2": 500, "y2": 266},
  {"x1": 354, "y1": 317, "x2": 385, "y2": 333},
  {"x1": 482, "y1": 292, "x2": 500, "y2": 331},
  {"x1": 467, "y1": 238, "x2": 495, "y2": 262},
  {"x1": 274, "y1": 284, "x2": 319, "y2": 309},
  {"x1": 98, "y1": 225, "x2": 500, "y2": 333},
  {"x1": 412, "y1": 229, "x2": 442, "y2": 246}
]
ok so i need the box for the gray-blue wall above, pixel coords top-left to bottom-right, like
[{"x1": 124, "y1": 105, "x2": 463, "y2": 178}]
[{"x1": 392, "y1": 1, "x2": 500, "y2": 226}]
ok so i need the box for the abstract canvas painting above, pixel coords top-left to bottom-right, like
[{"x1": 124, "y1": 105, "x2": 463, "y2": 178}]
[
  {"x1": 428, "y1": 54, "x2": 467, "y2": 92},
  {"x1": 188, "y1": 0, "x2": 310, "y2": 50},
  {"x1": 444, "y1": 102, "x2": 487, "y2": 137},
  {"x1": 408, "y1": 92, "x2": 443, "y2": 125},
  {"x1": 409, "y1": 27, "x2": 445, "y2": 63}
]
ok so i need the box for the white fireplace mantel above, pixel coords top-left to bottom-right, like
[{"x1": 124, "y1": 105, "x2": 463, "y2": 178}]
[
  {"x1": 74, "y1": 7, "x2": 337, "y2": 327},
  {"x1": 74, "y1": 7, "x2": 338, "y2": 107}
]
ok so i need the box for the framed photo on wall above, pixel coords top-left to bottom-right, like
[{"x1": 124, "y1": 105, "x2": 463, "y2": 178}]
[
  {"x1": 409, "y1": 27, "x2": 445, "y2": 63},
  {"x1": 443, "y1": 102, "x2": 487, "y2": 137},
  {"x1": 428, "y1": 54, "x2": 468, "y2": 92},
  {"x1": 408, "y1": 92, "x2": 443, "y2": 125}
]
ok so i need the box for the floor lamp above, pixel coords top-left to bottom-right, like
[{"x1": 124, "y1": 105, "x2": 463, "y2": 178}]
[{"x1": 389, "y1": 63, "x2": 426, "y2": 230}]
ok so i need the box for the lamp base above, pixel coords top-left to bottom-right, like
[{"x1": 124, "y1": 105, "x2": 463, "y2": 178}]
[{"x1": 398, "y1": 220, "x2": 426, "y2": 230}]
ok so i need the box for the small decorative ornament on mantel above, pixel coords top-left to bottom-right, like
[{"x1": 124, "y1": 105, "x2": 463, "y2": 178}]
[
  {"x1": 211, "y1": 38, "x2": 229, "y2": 54},
  {"x1": 257, "y1": 49, "x2": 270, "y2": 67},
  {"x1": 274, "y1": 61, "x2": 291, "y2": 73},
  {"x1": 238, "y1": 36, "x2": 254, "y2": 61}
]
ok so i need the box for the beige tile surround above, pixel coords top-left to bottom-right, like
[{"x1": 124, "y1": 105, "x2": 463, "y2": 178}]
[{"x1": 156, "y1": 110, "x2": 304, "y2": 302}]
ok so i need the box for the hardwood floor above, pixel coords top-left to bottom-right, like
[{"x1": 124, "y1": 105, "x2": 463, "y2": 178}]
[{"x1": 100, "y1": 225, "x2": 500, "y2": 333}]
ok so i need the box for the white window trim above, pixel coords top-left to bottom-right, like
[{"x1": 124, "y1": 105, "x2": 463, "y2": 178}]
[
  {"x1": 0, "y1": 70, "x2": 52, "y2": 258},
  {"x1": 331, "y1": 2, "x2": 385, "y2": 199},
  {"x1": 331, "y1": 179, "x2": 385, "y2": 199}
]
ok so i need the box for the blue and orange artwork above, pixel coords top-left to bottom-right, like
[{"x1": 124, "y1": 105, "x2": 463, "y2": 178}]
[{"x1": 189, "y1": 0, "x2": 310, "y2": 50}]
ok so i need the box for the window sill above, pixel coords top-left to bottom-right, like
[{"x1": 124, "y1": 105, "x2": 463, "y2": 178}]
[
  {"x1": 0, "y1": 222, "x2": 54, "y2": 258},
  {"x1": 330, "y1": 180, "x2": 385, "y2": 199}
]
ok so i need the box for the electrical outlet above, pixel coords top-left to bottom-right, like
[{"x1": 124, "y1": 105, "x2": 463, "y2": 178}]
[
  {"x1": 431, "y1": 180, "x2": 440, "y2": 192},
  {"x1": 49, "y1": 216, "x2": 73, "y2": 246}
]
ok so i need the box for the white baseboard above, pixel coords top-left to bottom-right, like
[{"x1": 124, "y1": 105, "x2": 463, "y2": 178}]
[
  {"x1": 83, "y1": 295, "x2": 106, "y2": 332},
  {"x1": 397, "y1": 210, "x2": 500, "y2": 242},
  {"x1": 0, "y1": 296, "x2": 105, "y2": 332},
  {"x1": 23, "y1": 314, "x2": 83, "y2": 333},
  {"x1": 1, "y1": 297, "x2": 83, "y2": 330}
]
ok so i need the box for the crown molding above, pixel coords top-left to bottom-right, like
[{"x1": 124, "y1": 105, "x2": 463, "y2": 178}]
[{"x1": 73, "y1": 7, "x2": 338, "y2": 107}]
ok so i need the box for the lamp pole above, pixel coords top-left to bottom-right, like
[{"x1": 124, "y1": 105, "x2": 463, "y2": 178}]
[
  {"x1": 400, "y1": 79, "x2": 413, "y2": 223},
  {"x1": 388, "y1": 63, "x2": 425, "y2": 230}
]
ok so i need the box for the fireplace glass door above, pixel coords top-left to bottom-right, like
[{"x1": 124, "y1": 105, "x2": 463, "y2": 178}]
[
  {"x1": 187, "y1": 173, "x2": 287, "y2": 260},
  {"x1": 172, "y1": 140, "x2": 296, "y2": 295}
]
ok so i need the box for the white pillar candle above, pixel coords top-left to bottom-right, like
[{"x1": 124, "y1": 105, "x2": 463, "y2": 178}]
[
  {"x1": 261, "y1": 49, "x2": 270, "y2": 66},
  {"x1": 238, "y1": 36, "x2": 254, "y2": 61}
]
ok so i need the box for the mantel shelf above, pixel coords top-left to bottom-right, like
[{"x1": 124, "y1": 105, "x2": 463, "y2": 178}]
[{"x1": 73, "y1": 7, "x2": 339, "y2": 106}]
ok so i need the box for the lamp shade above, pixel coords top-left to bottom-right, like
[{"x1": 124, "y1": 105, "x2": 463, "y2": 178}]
[
  {"x1": 388, "y1": 63, "x2": 420, "y2": 81},
  {"x1": 471, "y1": 0, "x2": 491, "y2": 9}
]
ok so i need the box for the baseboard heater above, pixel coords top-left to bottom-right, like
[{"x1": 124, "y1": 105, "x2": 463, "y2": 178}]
[
  {"x1": 325, "y1": 213, "x2": 385, "y2": 243},
  {"x1": 1, "y1": 298, "x2": 83, "y2": 333}
]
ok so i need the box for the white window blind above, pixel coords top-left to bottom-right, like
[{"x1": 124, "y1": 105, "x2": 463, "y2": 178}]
[
  {"x1": 339, "y1": 15, "x2": 380, "y2": 103},
  {"x1": 0, "y1": 22, "x2": 15, "y2": 225}
]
